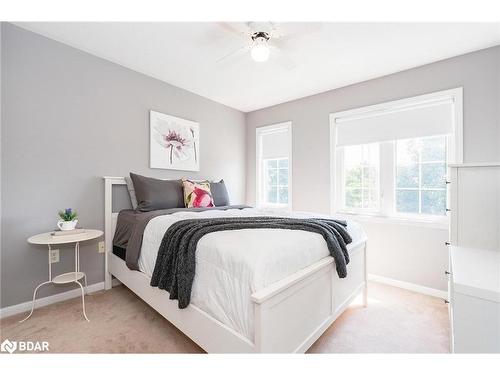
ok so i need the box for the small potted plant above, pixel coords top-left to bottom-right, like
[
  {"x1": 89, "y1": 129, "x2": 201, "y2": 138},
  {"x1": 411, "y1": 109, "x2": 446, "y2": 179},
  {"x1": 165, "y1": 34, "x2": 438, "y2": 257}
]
[{"x1": 57, "y1": 208, "x2": 78, "y2": 231}]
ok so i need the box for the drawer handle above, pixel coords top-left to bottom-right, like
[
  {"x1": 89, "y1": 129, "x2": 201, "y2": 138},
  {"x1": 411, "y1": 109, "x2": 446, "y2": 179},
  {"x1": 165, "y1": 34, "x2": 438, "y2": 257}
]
[{"x1": 444, "y1": 299, "x2": 450, "y2": 304}]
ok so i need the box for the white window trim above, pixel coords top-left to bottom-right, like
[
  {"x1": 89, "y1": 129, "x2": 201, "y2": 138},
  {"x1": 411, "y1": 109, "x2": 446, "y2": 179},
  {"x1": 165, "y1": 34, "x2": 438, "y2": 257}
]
[
  {"x1": 256, "y1": 121, "x2": 292, "y2": 209},
  {"x1": 329, "y1": 88, "x2": 463, "y2": 226}
]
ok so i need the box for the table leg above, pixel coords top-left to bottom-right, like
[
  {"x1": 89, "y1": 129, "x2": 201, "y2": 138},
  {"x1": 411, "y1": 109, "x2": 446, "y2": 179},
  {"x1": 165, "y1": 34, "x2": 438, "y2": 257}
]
[
  {"x1": 74, "y1": 241, "x2": 89, "y2": 321},
  {"x1": 48, "y1": 244, "x2": 52, "y2": 281},
  {"x1": 20, "y1": 245, "x2": 54, "y2": 323},
  {"x1": 75, "y1": 242, "x2": 78, "y2": 278},
  {"x1": 83, "y1": 273, "x2": 88, "y2": 293},
  {"x1": 19, "y1": 280, "x2": 52, "y2": 323},
  {"x1": 75, "y1": 280, "x2": 90, "y2": 322}
]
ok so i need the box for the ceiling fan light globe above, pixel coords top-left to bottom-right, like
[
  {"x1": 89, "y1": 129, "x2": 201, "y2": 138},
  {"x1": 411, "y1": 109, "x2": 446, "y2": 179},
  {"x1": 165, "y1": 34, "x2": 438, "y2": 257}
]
[{"x1": 251, "y1": 43, "x2": 270, "y2": 62}]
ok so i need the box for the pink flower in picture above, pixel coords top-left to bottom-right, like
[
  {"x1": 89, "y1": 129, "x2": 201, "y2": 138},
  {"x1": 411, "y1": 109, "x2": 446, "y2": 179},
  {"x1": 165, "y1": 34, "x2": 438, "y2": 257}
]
[
  {"x1": 163, "y1": 130, "x2": 188, "y2": 164},
  {"x1": 153, "y1": 119, "x2": 193, "y2": 165}
]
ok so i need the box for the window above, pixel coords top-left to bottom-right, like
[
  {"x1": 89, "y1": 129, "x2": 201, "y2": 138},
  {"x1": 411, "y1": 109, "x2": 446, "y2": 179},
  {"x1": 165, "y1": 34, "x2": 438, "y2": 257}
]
[
  {"x1": 256, "y1": 122, "x2": 292, "y2": 208},
  {"x1": 263, "y1": 158, "x2": 289, "y2": 205},
  {"x1": 395, "y1": 136, "x2": 447, "y2": 215},
  {"x1": 331, "y1": 88, "x2": 462, "y2": 222}
]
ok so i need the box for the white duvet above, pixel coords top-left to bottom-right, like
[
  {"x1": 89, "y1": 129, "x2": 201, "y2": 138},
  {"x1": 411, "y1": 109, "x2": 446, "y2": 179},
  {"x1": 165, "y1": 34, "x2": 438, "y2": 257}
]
[{"x1": 138, "y1": 208, "x2": 366, "y2": 340}]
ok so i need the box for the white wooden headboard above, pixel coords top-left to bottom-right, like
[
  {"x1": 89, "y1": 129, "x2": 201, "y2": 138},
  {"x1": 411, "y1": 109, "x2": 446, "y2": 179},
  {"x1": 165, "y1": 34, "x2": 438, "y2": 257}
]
[{"x1": 103, "y1": 176, "x2": 127, "y2": 289}]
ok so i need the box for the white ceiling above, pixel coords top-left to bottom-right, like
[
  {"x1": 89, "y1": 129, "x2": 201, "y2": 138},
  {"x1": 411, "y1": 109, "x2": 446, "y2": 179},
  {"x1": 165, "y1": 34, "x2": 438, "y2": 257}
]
[{"x1": 15, "y1": 22, "x2": 500, "y2": 112}]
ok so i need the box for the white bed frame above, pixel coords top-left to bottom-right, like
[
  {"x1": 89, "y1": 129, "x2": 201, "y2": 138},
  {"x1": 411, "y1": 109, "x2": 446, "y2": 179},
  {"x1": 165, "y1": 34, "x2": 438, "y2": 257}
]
[{"x1": 103, "y1": 176, "x2": 367, "y2": 353}]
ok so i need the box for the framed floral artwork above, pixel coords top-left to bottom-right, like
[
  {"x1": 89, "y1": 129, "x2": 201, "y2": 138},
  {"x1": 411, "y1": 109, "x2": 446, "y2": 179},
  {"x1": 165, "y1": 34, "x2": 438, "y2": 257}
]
[{"x1": 150, "y1": 110, "x2": 200, "y2": 171}]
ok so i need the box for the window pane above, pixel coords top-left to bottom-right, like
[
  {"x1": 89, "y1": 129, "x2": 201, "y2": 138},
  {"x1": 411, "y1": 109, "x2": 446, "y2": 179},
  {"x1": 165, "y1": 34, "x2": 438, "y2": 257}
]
[
  {"x1": 421, "y1": 163, "x2": 446, "y2": 189},
  {"x1": 266, "y1": 187, "x2": 277, "y2": 203},
  {"x1": 395, "y1": 135, "x2": 448, "y2": 216},
  {"x1": 396, "y1": 139, "x2": 419, "y2": 164},
  {"x1": 345, "y1": 166, "x2": 362, "y2": 188},
  {"x1": 421, "y1": 190, "x2": 446, "y2": 215},
  {"x1": 344, "y1": 146, "x2": 363, "y2": 166},
  {"x1": 278, "y1": 168, "x2": 288, "y2": 186},
  {"x1": 345, "y1": 188, "x2": 362, "y2": 209},
  {"x1": 421, "y1": 136, "x2": 446, "y2": 162},
  {"x1": 396, "y1": 189, "x2": 419, "y2": 213},
  {"x1": 396, "y1": 164, "x2": 419, "y2": 188},
  {"x1": 266, "y1": 168, "x2": 277, "y2": 186},
  {"x1": 363, "y1": 166, "x2": 378, "y2": 189},
  {"x1": 363, "y1": 189, "x2": 378, "y2": 209},
  {"x1": 278, "y1": 159, "x2": 288, "y2": 168},
  {"x1": 343, "y1": 143, "x2": 379, "y2": 211},
  {"x1": 278, "y1": 187, "x2": 288, "y2": 204},
  {"x1": 266, "y1": 159, "x2": 278, "y2": 169}
]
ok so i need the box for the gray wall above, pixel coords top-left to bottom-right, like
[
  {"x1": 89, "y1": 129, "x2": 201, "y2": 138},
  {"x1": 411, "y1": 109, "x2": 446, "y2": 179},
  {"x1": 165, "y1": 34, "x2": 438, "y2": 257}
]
[
  {"x1": 246, "y1": 45, "x2": 500, "y2": 291},
  {"x1": 1, "y1": 21, "x2": 499, "y2": 307},
  {"x1": 0, "y1": 23, "x2": 246, "y2": 308},
  {"x1": 0, "y1": 24, "x2": 3, "y2": 304}
]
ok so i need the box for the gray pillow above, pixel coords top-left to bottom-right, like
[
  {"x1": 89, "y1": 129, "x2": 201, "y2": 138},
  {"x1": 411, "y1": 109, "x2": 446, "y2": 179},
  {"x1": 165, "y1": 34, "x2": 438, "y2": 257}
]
[
  {"x1": 124, "y1": 176, "x2": 138, "y2": 210},
  {"x1": 129, "y1": 173, "x2": 184, "y2": 212},
  {"x1": 210, "y1": 179, "x2": 230, "y2": 206}
]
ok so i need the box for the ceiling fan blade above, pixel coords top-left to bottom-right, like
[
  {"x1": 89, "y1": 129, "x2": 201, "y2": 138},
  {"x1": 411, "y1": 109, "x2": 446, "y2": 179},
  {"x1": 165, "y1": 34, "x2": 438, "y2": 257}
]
[
  {"x1": 216, "y1": 44, "x2": 251, "y2": 64},
  {"x1": 274, "y1": 22, "x2": 324, "y2": 43},
  {"x1": 270, "y1": 45, "x2": 296, "y2": 70},
  {"x1": 268, "y1": 38, "x2": 286, "y2": 50},
  {"x1": 216, "y1": 22, "x2": 252, "y2": 39},
  {"x1": 247, "y1": 21, "x2": 274, "y2": 34}
]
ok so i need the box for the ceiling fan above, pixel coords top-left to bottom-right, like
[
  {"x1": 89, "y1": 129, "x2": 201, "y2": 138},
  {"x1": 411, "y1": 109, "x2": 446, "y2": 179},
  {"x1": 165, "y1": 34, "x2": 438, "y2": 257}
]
[{"x1": 216, "y1": 22, "x2": 322, "y2": 68}]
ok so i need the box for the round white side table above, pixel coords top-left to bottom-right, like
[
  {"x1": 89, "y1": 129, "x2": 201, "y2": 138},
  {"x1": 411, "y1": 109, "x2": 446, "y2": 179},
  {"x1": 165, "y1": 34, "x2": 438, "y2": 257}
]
[{"x1": 21, "y1": 229, "x2": 103, "y2": 323}]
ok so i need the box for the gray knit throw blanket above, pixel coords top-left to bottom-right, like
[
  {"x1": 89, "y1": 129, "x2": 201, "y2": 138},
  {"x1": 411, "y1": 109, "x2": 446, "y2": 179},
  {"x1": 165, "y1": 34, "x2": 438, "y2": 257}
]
[{"x1": 150, "y1": 216, "x2": 352, "y2": 308}]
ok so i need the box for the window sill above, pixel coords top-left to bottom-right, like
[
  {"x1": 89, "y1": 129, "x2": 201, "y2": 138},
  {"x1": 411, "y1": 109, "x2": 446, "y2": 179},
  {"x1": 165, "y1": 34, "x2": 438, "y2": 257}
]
[{"x1": 335, "y1": 211, "x2": 449, "y2": 230}]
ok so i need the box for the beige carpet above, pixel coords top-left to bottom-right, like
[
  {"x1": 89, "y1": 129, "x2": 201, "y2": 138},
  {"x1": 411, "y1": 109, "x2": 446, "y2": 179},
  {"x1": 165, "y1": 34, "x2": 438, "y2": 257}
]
[{"x1": 0, "y1": 281, "x2": 449, "y2": 353}]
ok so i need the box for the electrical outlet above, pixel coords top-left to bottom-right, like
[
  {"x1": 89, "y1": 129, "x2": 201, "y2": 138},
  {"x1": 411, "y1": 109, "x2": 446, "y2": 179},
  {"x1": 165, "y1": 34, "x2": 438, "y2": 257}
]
[
  {"x1": 98, "y1": 241, "x2": 105, "y2": 253},
  {"x1": 50, "y1": 249, "x2": 59, "y2": 263}
]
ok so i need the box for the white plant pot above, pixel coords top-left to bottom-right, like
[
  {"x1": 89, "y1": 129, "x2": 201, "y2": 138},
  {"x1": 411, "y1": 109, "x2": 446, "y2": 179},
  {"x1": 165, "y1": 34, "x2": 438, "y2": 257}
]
[{"x1": 57, "y1": 219, "x2": 78, "y2": 231}]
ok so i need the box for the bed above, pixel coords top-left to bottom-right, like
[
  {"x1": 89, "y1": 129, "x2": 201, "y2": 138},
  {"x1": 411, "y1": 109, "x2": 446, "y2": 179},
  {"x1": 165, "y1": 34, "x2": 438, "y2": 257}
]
[{"x1": 103, "y1": 176, "x2": 368, "y2": 353}]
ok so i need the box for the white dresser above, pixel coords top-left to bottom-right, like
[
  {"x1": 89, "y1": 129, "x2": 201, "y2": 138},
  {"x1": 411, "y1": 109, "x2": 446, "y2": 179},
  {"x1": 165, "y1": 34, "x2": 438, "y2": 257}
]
[{"x1": 448, "y1": 163, "x2": 500, "y2": 353}]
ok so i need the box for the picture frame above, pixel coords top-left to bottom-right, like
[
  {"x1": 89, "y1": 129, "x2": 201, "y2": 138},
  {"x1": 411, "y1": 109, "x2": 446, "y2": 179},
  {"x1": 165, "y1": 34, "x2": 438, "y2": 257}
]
[{"x1": 149, "y1": 110, "x2": 200, "y2": 171}]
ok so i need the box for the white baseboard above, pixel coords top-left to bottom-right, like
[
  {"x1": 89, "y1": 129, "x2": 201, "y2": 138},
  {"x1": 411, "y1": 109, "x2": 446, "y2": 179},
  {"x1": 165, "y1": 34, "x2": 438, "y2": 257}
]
[
  {"x1": 1, "y1": 275, "x2": 445, "y2": 319},
  {"x1": 368, "y1": 274, "x2": 448, "y2": 299},
  {"x1": 0, "y1": 279, "x2": 121, "y2": 319}
]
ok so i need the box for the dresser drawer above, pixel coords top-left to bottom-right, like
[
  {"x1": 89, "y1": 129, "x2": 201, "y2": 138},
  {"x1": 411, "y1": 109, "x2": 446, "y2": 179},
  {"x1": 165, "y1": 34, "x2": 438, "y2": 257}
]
[{"x1": 452, "y1": 292, "x2": 500, "y2": 353}]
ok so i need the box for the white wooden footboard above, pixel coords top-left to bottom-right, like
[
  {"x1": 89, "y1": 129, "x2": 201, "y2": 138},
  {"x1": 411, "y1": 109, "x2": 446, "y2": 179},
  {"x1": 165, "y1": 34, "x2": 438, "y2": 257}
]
[
  {"x1": 253, "y1": 241, "x2": 366, "y2": 352},
  {"x1": 103, "y1": 177, "x2": 367, "y2": 353}
]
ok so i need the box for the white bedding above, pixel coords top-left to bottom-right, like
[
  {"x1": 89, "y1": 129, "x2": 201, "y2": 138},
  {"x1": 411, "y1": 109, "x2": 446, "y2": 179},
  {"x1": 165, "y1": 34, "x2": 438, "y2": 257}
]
[{"x1": 138, "y1": 208, "x2": 366, "y2": 340}]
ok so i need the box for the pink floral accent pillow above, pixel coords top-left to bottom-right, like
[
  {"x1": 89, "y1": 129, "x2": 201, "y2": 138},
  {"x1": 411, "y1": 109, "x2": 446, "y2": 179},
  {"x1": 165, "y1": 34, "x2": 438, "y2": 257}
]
[{"x1": 182, "y1": 179, "x2": 214, "y2": 208}]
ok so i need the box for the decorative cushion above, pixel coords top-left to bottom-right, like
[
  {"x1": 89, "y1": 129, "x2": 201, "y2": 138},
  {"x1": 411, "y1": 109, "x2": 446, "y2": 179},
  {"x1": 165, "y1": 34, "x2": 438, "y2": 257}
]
[
  {"x1": 182, "y1": 179, "x2": 214, "y2": 208},
  {"x1": 210, "y1": 179, "x2": 230, "y2": 206},
  {"x1": 129, "y1": 173, "x2": 184, "y2": 212}
]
